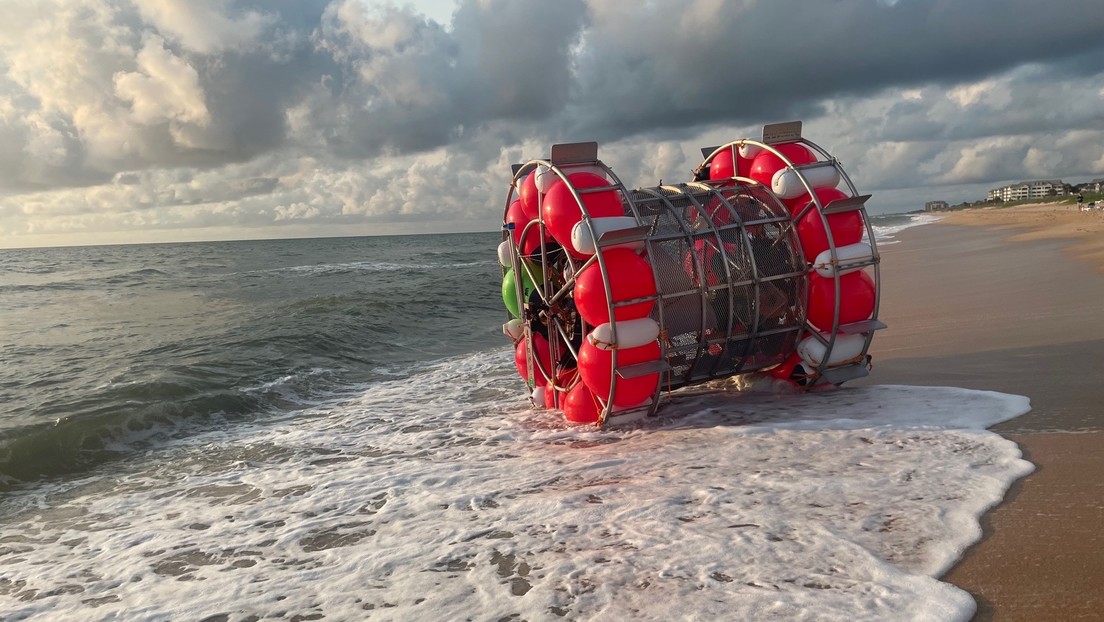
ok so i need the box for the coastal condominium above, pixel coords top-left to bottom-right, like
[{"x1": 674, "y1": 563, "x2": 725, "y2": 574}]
[{"x1": 986, "y1": 180, "x2": 1067, "y2": 202}]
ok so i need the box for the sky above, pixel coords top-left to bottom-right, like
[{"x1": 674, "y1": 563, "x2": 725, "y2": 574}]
[{"x1": 1, "y1": 0, "x2": 1103, "y2": 248}]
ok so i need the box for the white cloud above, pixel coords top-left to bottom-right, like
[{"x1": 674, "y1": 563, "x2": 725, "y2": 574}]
[
  {"x1": 946, "y1": 78, "x2": 1009, "y2": 108},
  {"x1": 114, "y1": 36, "x2": 210, "y2": 128},
  {"x1": 1022, "y1": 146, "x2": 1063, "y2": 177},
  {"x1": 274, "y1": 202, "x2": 321, "y2": 221},
  {"x1": 1, "y1": 0, "x2": 1104, "y2": 247},
  {"x1": 131, "y1": 0, "x2": 272, "y2": 54},
  {"x1": 935, "y1": 137, "x2": 1032, "y2": 185},
  {"x1": 22, "y1": 113, "x2": 71, "y2": 165}
]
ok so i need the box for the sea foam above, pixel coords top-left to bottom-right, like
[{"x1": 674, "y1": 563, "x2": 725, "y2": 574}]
[{"x1": 0, "y1": 350, "x2": 1031, "y2": 621}]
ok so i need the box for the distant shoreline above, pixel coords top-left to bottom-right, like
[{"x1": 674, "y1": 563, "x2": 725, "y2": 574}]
[{"x1": 936, "y1": 202, "x2": 1104, "y2": 271}]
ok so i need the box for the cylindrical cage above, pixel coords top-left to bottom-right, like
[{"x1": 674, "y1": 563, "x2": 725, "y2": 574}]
[
  {"x1": 626, "y1": 182, "x2": 807, "y2": 385},
  {"x1": 499, "y1": 122, "x2": 882, "y2": 426}
]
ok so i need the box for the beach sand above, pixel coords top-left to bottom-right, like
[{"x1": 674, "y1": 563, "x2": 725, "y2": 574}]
[{"x1": 855, "y1": 203, "x2": 1104, "y2": 620}]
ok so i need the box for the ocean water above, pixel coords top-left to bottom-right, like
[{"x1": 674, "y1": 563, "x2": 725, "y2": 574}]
[
  {"x1": 0, "y1": 213, "x2": 1034, "y2": 622},
  {"x1": 868, "y1": 212, "x2": 944, "y2": 244}
]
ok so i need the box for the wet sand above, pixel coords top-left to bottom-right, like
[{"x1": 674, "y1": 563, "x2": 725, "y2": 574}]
[{"x1": 856, "y1": 205, "x2": 1104, "y2": 620}]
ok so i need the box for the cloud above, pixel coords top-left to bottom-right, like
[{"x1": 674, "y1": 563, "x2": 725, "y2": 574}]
[
  {"x1": 1, "y1": 0, "x2": 1103, "y2": 246},
  {"x1": 131, "y1": 0, "x2": 274, "y2": 54},
  {"x1": 113, "y1": 36, "x2": 211, "y2": 128},
  {"x1": 562, "y1": 0, "x2": 1104, "y2": 139}
]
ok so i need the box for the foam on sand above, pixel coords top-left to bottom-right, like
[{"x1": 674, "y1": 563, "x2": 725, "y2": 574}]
[{"x1": 0, "y1": 351, "x2": 1032, "y2": 621}]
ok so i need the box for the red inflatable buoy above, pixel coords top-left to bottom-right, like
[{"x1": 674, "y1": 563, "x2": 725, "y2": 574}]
[
  {"x1": 515, "y1": 333, "x2": 552, "y2": 387},
  {"x1": 786, "y1": 184, "x2": 843, "y2": 218},
  {"x1": 519, "y1": 169, "x2": 541, "y2": 220},
  {"x1": 796, "y1": 205, "x2": 864, "y2": 260},
  {"x1": 748, "y1": 143, "x2": 814, "y2": 188},
  {"x1": 542, "y1": 172, "x2": 623, "y2": 256},
  {"x1": 578, "y1": 338, "x2": 661, "y2": 407},
  {"x1": 807, "y1": 271, "x2": 875, "y2": 331},
  {"x1": 506, "y1": 199, "x2": 548, "y2": 256},
  {"x1": 769, "y1": 351, "x2": 813, "y2": 386},
  {"x1": 564, "y1": 382, "x2": 602, "y2": 424},
  {"x1": 709, "y1": 147, "x2": 752, "y2": 181},
  {"x1": 574, "y1": 248, "x2": 657, "y2": 326},
  {"x1": 545, "y1": 368, "x2": 578, "y2": 410},
  {"x1": 785, "y1": 186, "x2": 848, "y2": 218}
]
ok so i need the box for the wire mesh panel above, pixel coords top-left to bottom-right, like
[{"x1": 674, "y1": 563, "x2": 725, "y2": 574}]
[
  {"x1": 498, "y1": 122, "x2": 882, "y2": 427},
  {"x1": 629, "y1": 182, "x2": 807, "y2": 390}
]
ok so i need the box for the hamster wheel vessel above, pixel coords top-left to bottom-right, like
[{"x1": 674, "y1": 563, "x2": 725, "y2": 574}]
[{"x1": 499, "y1": 121, "x2": 884, "y2": 427}]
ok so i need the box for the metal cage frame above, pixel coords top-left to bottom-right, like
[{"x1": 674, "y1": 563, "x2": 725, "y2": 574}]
[{"x1": 501, "y1": 121, "x2": 884, "y2": 426}]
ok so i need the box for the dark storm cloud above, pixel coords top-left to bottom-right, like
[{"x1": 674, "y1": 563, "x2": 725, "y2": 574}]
[{"x1": 565, "y1": 0, "x2": 1104, "y2": 139}]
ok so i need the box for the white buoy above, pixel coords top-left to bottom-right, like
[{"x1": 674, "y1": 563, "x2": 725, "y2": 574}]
[
  {"x1": 797, "y1": 333, "x2": 867, "y2": 368},
  {"x1": 772, "y1": 161, "x2": 841, "y2": 199},
  {"x1": 587, "y1": 318, "x2": 660, "y2": 351},
  {"x1": 503, "y1": 318, "x2": 524, "y2": 341},
  {"x1": 571, "y1": 216, "x2": 643, "y2": 255},
  {"x1": 738, "y1": 143, "x2": 763, "y2": 160},
  {"x1": 811, "y1": 242, "x2": 874, "y2": 278},
  {"x1": 534, "y1": 163, "x2": 557, "y2": 194},
  {"x1": 497, "y1": 240, "x2": 514, "y2": 267},
  {"x1": 531, "y1": 385, "x2": 547, "y2": 408}
]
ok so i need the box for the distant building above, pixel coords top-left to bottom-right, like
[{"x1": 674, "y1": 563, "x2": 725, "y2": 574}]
[
  {"x1": 925, "y1": 200, "x2": 949, "y2": 212},
  {"x1": 986, "y1": 180, "x2": 1067, "y2": 202}
]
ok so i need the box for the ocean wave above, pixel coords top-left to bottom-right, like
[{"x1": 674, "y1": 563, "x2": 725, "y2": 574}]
[
  {"x1": 0, "y1": 363, "x2": 355, "y2": 491},
  {"x1": 0, "y1": 267, "x2": 174, "y2": 294},
  {"x1": 240, "y1": 367, "x2": 346, "y2": 409},
  {"x1": 0, "y1": 345, "x2": 505, "y2": 492},
  {"x1": 871, "y1": 213, "x2": 943, "y2": 241},
  {"x1": 260, "y1": 259, "x2": 497, "y2": 277},
  {"x1": 0, "y1": 386, "x2": 262, "y2": 491},
  {"x1": 0, "y1": 281, "x2": 86, "y2": 294}
]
